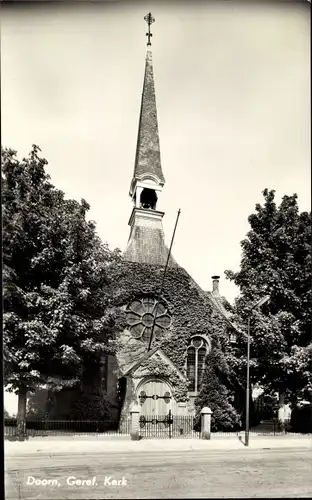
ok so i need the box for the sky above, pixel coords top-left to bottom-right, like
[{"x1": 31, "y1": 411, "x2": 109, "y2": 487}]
[{"x1": 1, "y1": 1, "x2": 311, "y2": 413}]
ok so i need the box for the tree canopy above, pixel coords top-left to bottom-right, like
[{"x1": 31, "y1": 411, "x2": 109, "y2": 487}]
[
  {"x1": 225, "y1": 188, "x2": 312, "y2": 407},
  {"x1": 2, "y1": 145, "x2": 123, "y2": 434}
]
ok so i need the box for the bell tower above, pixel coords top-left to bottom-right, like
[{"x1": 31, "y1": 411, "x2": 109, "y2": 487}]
[{"x1": 124, "y1": 13, "x2": 175, "y2": 266}]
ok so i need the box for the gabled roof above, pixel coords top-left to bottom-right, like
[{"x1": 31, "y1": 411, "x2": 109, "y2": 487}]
[
  {"x1": 204, "y1": 290, "x2": 238, "y2": 332},
  {"x1": 132, "y1": 50, "x2": 165, "y2": 186},
  {"x1": 207, "y1": 290, "x2": 232, "y2": 321},
  {"x1": 123, "y1": 346, "x2": 186, "y2": 381},
  {"x1": 123, "y1": 346, "x2": 158, "y2": 376},
  {"x1": 181, "y1": 269, "x2": 238, "y2": 332},
  {"x1": 206, "y1": 290, "x2": 244, "y2": 337}
]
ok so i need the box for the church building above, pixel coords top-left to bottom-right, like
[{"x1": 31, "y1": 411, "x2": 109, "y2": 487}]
[
  {"x1": 102, "y1": 13, "x2": 238, "y2": 423},
  {"x1": 27, "y1": 14, "x2": 238, "y2": 424}
]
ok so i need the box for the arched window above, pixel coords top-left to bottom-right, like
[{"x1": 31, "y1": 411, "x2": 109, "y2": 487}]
[
  {"x1": 186, "y1": 336, "x2": 209, "y2": 393},
  {"x1": 126, "y1": 297, "x2": 171, "y2": 343}
]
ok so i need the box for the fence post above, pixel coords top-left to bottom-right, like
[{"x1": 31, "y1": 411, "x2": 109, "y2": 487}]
[
  {"x1": 130, "y1": 403, "x2": 141, "y2": 441},
  {"x1": 201, "y1": 407, "x2": 212, "y2": 440}
]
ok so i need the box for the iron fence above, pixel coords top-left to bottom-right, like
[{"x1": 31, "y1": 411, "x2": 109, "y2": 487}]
[
  {"x1": 4, "y1": 417, "x2": 306, "y2": 439},
  {"x1": 211, "y1": 431, "x2": 285, "y2": 436},
  {"x1": 4, "y1": 418, "x2": 131, "y2": 437},
  {"x1": 211, "y1": 420, "x2": 294, "y2": 436},
  {"x1": 139, "y1": 414, "x2": 200, "y2": 439}
]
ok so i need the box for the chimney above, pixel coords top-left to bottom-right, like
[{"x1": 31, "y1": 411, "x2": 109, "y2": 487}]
[{"x1": 211, "y1": 276, "x2": 220, "y2": 293}]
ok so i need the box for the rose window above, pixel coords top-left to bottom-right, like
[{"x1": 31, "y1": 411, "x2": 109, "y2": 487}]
[{"x1": 126, "y1": 297, "x2": 171, "y2": 342}]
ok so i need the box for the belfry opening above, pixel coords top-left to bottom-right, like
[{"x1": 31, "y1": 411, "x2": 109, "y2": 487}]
[{"x1": 140, "y1": 188, "x2": 157, "y2": 210}]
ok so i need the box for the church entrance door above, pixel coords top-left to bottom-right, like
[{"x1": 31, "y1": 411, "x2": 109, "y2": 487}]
[
  {"x1": 138, "y1": 378, "x2": 174, "y2": 438},
  {"x1": 138, "y1": 378, "x2": 173, "y2": 415},
  {"x1": 136, "y1": 378, "x2": 199, "y2": 439}
]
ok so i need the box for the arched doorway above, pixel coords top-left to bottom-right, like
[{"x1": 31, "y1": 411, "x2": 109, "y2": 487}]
[
  {"x1": 138, "y1": 378, "x2": 174, "y2": 416},
  {"x1": 137, "y1": 378, "x2": 175, "y2": 438}
]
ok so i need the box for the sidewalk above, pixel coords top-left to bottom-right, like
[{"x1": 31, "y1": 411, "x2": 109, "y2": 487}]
[{"x1": 5, "y1": 435, "x2": 311, "y2": 456}]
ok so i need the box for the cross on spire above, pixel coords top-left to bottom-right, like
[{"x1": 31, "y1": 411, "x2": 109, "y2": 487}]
[{"x1": 144, "y1": 12, "x2": 155, "y2": 46}]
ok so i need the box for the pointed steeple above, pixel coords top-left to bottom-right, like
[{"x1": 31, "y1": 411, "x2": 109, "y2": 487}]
[
  {"x1": 130, "y1": 49, "x2": 165, "y2": 197},
  {"x1": 124, "y1": 14, "x2": 175, "y2": 267}
]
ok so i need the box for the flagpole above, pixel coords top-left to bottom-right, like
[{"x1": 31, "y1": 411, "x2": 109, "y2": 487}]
[{"x1": 147, "y1": 209, "x2": 181, "y2": 351}]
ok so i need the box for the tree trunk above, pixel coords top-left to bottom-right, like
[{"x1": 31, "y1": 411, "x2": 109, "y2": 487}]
[
  {"x1": 17, "y1": 389, "x2": 27, "y2": 441},
  {"x1": 278, "y1": 391, "x2": 286, "y2": 433},
  {"x1": 290, "y1": 395, "x2": 298, "y2": 410}
]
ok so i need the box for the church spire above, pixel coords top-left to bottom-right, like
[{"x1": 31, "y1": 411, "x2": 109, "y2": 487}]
[
  {"x1": 124, "y1": 14, "x2": 175, "y2": 267},
  {"x1": 130, "y1": 13, "x2": 165, "y2": 199}
]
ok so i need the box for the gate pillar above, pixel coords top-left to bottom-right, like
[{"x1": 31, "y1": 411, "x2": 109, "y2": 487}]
[
  {"x1": 130, "y1": 403, "x2": 141, "y2": 441},
  {"x1": 201, "y1": 406, "x2": 212, "y2": 440}
]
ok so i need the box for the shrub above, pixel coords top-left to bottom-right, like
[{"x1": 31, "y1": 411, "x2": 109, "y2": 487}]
[
  {"x1": 195, "y1": 346, "x2": 241, "y2": 431},
  {"x1": 290, "y1": 404, "x2": 312, "y2": 433}
]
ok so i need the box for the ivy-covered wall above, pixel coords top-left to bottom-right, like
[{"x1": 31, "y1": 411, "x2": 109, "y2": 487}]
[
  {"x1": 112, "y1": 261, "x2": 235, "y2": 415},
  {"x1": 114, "y1": 261, "x2": 233, "y2": 363}
]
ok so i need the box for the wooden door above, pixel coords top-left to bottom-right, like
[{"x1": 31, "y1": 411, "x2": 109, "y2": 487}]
[{"x1": 139, "y1": 379, "x2": 173, "y2": 416}]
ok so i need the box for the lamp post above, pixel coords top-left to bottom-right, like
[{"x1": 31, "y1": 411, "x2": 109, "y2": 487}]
[{"x1": 245, "y1": 295, "x2": 270, "y2": 447}]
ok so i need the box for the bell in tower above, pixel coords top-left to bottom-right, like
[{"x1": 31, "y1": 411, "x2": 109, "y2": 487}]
[{"x1": 140, "y1": 188, "x2": 158, "y2": 210}]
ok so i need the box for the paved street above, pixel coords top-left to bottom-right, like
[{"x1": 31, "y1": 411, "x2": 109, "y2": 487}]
[
  {"x1": 5, "y1": 433, "x2": 312, "y2": 455},
  {"x1": 5, "y1": 443, "x2": 312, "y2": 499}
]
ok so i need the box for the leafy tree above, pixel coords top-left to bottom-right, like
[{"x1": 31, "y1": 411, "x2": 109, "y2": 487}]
[
  {"x1": 194, "y1": 342, "x2": 242, "y2": 431},
  {"x1": 226, "y1": 189, "x2": 312, "y2": 409},
  {"x1": 2, "y1": 145, "x2": 123, "y2": 439}
]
